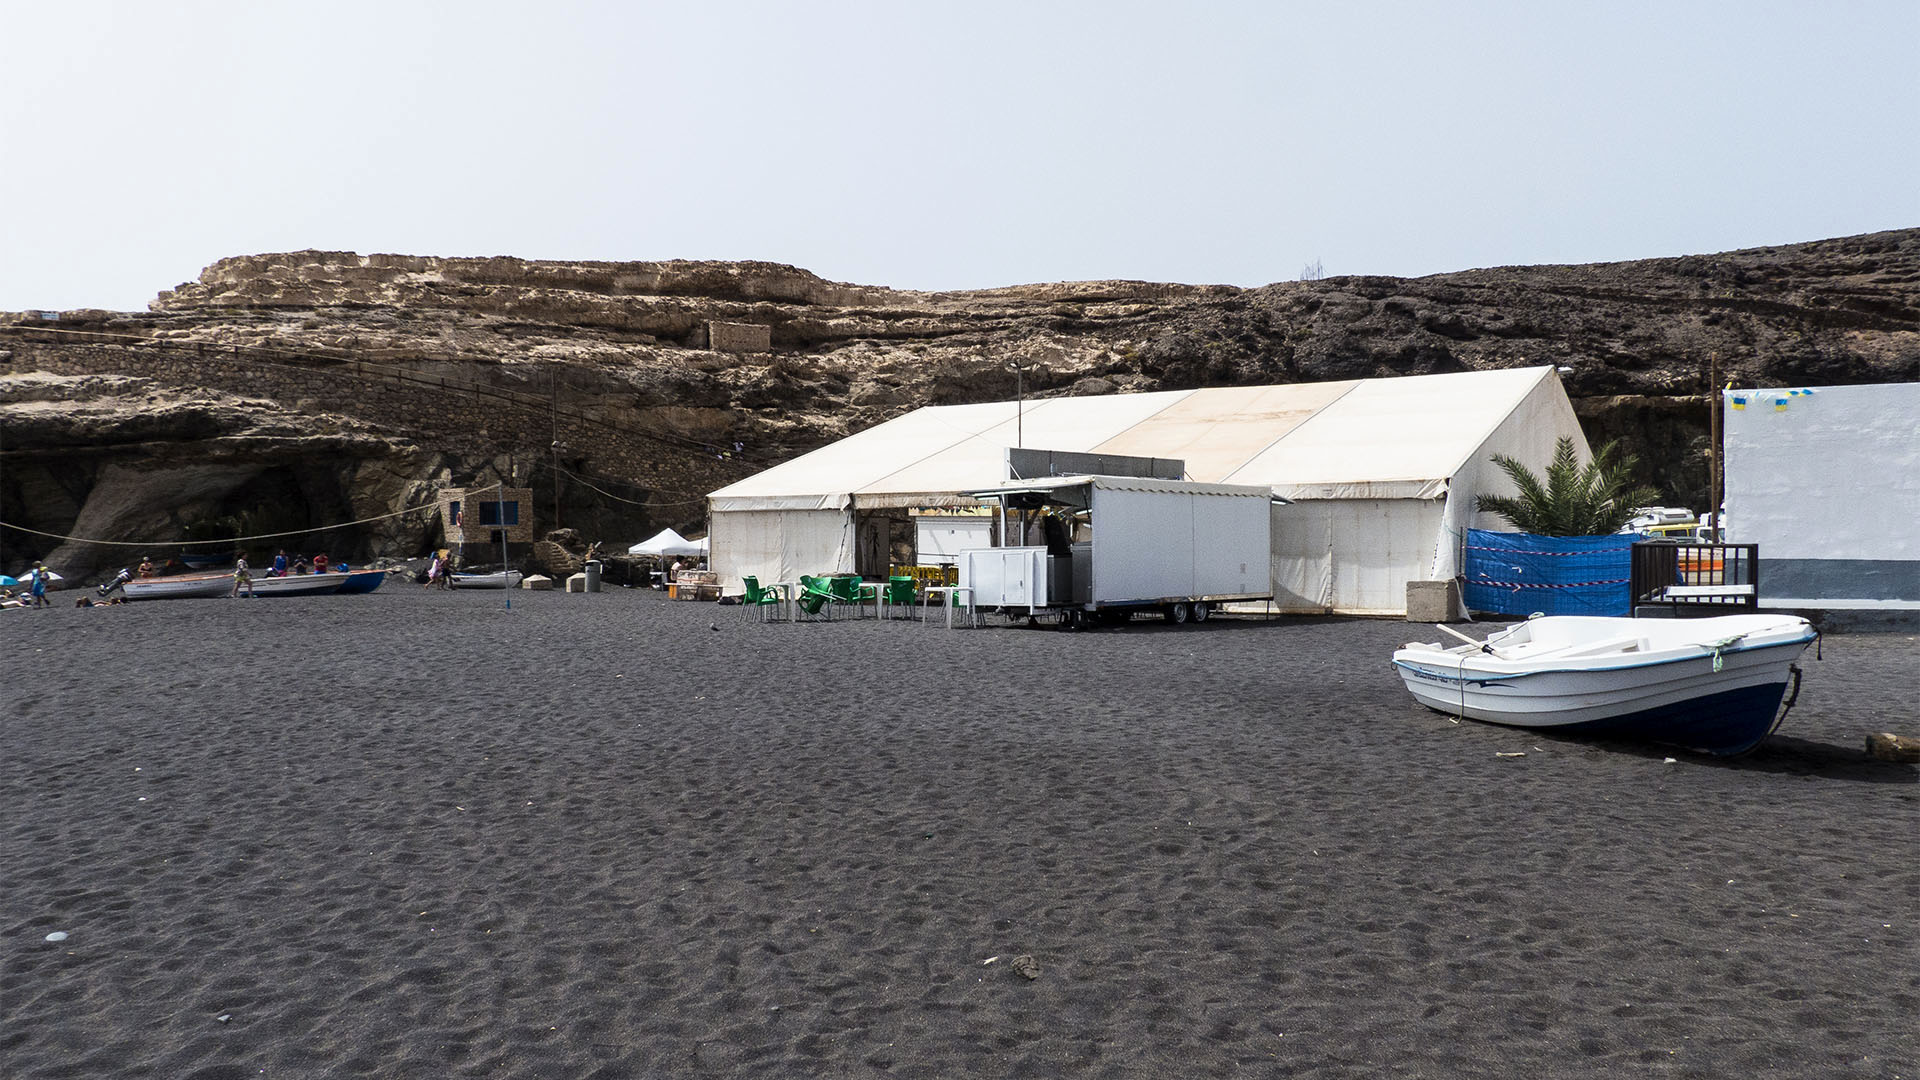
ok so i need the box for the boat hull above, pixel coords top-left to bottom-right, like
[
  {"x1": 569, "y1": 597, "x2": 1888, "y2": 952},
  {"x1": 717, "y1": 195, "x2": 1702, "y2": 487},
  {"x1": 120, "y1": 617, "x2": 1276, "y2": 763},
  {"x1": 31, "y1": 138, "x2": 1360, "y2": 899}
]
[
  {"x1": 449, "y1": 571, "x2": 523, "y2": 589},
  {"x1": 120, "y1": 574, "x2": 233, "y2": 600},
  {"x1": 246, "y1": 574, "x2": 345, "y2": 597},
  {"x1": 334, "y1": 569, "x2": 388, "y2": 594},
  {"x1": 1393, "y1": 617, "x2": 1815, "y2": 755}
]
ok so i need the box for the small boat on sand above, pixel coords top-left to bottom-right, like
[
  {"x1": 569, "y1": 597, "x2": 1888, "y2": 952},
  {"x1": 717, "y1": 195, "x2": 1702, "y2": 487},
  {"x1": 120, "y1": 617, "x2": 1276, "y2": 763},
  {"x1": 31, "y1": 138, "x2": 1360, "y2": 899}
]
[
  {"x1": 1392, "y1": 614, "x2": 1817, "y2": 755},
  {"x1": 120, "y1": 573, "x2": 233, "y2": 600},
  {"x1": 449, "y1": 570, "x2": 523, "y2": 589}
]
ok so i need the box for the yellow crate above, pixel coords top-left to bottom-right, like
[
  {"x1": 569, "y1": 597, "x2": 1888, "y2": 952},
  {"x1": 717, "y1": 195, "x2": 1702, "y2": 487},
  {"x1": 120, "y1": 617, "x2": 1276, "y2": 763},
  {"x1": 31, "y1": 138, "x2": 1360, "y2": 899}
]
[{"x1": 891, "y1": 564, "x2": 958, "y2": 587}]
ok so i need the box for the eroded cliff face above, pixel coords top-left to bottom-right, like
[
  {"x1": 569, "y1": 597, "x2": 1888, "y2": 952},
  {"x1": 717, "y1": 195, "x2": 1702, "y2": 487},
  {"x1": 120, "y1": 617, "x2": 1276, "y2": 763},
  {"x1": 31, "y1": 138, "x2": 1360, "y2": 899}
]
[{"x1": 4, "y1": 230, "x2": 1917, "y2": 580}]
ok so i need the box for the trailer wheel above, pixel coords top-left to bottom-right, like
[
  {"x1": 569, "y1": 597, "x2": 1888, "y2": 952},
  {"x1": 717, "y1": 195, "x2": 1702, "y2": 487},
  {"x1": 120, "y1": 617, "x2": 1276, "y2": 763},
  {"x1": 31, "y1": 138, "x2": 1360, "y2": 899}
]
[
  {"x1": 1191, "y1": 602, "x2": 1210, "y2": 623},
  {"x1": 1165, "y1": 602, "x2": 1190, "y2": 624}
]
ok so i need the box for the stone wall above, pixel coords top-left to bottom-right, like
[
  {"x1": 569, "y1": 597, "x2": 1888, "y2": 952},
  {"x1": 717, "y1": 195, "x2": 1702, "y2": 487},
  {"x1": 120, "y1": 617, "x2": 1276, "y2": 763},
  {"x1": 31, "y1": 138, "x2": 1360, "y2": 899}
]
[{"x1": 708, "y1": 320, "x2": 771, "y2": 353}]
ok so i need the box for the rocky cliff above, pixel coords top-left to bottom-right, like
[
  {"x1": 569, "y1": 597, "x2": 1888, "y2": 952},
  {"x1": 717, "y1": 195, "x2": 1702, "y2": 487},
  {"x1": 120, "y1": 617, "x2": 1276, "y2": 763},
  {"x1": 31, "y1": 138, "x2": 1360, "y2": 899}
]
[{"x1": 4, "y1": 230, "x2": 1917, "y2": 581}]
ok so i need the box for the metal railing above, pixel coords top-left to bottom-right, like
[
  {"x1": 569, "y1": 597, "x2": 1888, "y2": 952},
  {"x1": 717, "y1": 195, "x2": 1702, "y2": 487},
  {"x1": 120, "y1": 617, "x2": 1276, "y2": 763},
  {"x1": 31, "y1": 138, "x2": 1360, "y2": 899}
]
[{"x1": 1630, "y1": 540, "x2": 1760, "y2": 615}]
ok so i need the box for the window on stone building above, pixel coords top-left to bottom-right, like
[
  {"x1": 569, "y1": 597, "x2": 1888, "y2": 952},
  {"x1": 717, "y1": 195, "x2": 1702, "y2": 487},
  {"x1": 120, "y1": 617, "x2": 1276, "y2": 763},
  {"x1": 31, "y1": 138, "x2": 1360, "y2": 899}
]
[{"x1": 477, "y1": 501, "x2": 519, "y2": 527}]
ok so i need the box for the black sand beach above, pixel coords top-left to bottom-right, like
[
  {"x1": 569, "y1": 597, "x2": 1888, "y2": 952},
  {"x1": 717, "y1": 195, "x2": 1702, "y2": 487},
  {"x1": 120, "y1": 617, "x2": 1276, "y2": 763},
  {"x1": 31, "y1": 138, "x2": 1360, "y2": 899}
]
[{"x1": 4, "y1": 587, "x2": 1915, "y2": 1078}]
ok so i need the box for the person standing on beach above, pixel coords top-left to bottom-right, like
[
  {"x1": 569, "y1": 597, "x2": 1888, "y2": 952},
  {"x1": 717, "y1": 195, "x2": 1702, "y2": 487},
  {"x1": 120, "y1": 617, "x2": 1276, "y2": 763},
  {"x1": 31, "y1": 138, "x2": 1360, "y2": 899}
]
[
  {"x1": 229, "y1": 557, "x2": 254, "y2": 598},
  {"x1": 272, "y1": 549, "x2": 288, "y2": 577},
  {"x1": 27, "y1": 563, "x2": 51, "y2": 607}
]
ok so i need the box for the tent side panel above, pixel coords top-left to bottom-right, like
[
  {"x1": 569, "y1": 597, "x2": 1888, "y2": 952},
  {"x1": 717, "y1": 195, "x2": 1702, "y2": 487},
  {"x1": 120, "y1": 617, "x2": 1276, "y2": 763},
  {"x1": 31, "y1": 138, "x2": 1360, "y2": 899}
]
[
  {"x1": 1328, "y1": 498, "x2": 1447, "y2": 614},
  {"x1": 710, "y1": 508, "x2": 853, "y2": 594},
  {"x1": 1270, "y1": 499, "x2": 1335, "y2": 613},
  {"x1": 1270, "y1": 498, "x2": 1446, "y2": 614}
]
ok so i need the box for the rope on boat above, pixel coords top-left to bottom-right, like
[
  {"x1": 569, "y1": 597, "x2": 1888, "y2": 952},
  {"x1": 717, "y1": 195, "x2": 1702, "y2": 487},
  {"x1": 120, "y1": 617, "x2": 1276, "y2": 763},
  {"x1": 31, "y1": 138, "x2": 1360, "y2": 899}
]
[
  {"x1": 1762, "y1": 664, "x2": 1805, "y2": 746},
  {"x1": 1702, "y1": 631, "x2": 1753, "y2": 673},
  {"x1": 0, "y1": 500, "x2": 441, "y2": 548}
]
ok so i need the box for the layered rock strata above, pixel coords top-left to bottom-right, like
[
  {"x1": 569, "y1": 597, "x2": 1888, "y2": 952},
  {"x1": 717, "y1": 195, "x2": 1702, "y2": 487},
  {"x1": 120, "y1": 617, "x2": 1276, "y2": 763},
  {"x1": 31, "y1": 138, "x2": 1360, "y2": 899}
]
[{"x1": 3, "y1": 230, "x2": 1916, "y2": 579}]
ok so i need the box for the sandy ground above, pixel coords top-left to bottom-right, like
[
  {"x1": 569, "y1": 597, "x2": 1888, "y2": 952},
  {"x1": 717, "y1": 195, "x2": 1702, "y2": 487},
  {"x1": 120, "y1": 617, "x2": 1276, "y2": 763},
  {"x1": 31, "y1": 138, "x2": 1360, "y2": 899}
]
[{"x1": 3, "y1": 586, "x2": 1915, "y2": 1079}]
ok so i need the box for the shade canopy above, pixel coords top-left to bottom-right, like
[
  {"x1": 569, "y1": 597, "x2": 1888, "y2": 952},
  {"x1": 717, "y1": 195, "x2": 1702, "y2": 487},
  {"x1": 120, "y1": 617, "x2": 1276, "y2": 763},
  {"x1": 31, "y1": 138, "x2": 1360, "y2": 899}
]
[{"x1": 627, "y1": 528, "x2": 705, "y2": 557}]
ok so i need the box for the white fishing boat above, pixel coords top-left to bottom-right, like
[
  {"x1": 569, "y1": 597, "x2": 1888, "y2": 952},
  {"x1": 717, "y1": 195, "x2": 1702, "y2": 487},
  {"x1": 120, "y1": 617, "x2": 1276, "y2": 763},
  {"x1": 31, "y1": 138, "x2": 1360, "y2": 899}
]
[
  {"x1": 118, "y1": 573, "x2": 233, "y2": 600},
  {"x1": 246, "y1": 573, "x2": 346, "y2": 597},
  {"x1": 1392, "y1": 614, "x2": 1817, "y2": 755},
  {"x1": 449, "y1": 570, "x2": 523, "y2": 590}
]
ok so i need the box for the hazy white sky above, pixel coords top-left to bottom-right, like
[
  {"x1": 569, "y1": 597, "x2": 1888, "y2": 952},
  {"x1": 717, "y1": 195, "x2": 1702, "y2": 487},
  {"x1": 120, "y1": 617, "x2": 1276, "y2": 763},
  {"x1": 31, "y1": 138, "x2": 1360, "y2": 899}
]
[{"x1": 3, "y1": 1, "x2": 1916, "y2": 311}]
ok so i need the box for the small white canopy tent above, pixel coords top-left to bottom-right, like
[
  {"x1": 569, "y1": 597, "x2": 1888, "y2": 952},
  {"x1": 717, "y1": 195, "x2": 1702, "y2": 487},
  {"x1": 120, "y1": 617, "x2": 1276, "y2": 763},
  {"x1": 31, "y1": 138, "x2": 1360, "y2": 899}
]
[
  {"x1": 627, "y1": 528, "x2": 705, "y2": 558},
  {"x1": 708, "y1": 367, "x2": 1589, "y2": 614}
]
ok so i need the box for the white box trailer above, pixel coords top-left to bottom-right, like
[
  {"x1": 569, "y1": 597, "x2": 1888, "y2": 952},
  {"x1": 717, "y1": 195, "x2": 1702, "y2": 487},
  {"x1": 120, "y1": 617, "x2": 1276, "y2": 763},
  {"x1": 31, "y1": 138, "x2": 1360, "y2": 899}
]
[{"x1": 958, "y1": 475, "x2": 1275, "y2": 628}]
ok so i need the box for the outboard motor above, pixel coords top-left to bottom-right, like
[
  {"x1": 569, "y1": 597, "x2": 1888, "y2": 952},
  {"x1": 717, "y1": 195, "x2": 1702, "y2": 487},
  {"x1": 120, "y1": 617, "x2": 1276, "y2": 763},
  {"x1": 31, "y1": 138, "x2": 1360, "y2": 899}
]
[{"x1": 98, "y1": 567, "x2": 132, "y2": 597}]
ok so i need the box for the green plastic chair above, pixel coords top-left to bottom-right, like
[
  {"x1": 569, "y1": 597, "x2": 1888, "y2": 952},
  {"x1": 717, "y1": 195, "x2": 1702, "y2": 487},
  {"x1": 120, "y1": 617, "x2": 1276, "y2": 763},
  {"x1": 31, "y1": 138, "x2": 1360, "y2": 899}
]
[
  {"x1": 880, "y1": 576, "x2": 917, "y2": 619},
  {"x1": 824, "y1": 574, "x2": 868, "y2": 617},
  {"x1": 741, "y1": 576, "x2": 785, "y2": 621},
  {"x1": 796, "y1": 575, "x2": 835, "y2": 619}
]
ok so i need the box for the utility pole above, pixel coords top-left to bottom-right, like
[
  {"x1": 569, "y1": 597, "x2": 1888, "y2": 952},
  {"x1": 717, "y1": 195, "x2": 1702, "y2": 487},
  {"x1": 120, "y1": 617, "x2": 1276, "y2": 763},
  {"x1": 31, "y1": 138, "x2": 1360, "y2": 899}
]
[
  {"x1": 1708, "y1": 352, "x2": 1722, "y2": 533},
  {"x1": 550, "y1": 371, "x2": 562, "y2": 532},
  {"x1": 1006, "y1": 359, "x2": 1025, "y2": 448}
]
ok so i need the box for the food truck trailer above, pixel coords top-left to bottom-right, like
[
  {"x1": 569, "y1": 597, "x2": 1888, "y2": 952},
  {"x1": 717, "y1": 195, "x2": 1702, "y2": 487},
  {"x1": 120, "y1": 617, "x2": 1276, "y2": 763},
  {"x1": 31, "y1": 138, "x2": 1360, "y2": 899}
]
[{"x1": 958, "y1": 474, "x2": 1277, "y2": 628}]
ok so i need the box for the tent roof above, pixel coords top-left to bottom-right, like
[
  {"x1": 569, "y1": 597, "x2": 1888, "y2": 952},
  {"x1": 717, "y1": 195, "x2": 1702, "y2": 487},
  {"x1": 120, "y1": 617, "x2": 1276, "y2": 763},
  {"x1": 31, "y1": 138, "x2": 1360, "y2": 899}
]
[
  {"x1": 711, "y1": 366, "x2": 1563, "y2": 509},
  {"x1": 627, "y1": 528, "x2": 704, "y2": 557}
]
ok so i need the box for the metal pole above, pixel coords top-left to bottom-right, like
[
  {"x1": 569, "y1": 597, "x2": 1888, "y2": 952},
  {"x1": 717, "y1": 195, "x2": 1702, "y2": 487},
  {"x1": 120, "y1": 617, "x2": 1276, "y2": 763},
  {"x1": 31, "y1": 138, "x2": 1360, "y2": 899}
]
[
  {"x1": 498, "y1": 467, "x2": 511, "y2": 611},
  {"x1": 1709, "y1": 352, "x2": 1722, "y2": 537},
  {"x1": 551, "y1": 372, "x2": 561, "y2": 531},
  {"x1": 1005, "y1": 359, "x2": 1024, "y2": 448}
]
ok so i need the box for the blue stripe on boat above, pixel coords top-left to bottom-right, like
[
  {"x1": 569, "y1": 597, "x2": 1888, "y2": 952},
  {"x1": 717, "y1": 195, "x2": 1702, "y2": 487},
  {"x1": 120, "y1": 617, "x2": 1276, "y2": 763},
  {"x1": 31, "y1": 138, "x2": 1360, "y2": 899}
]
[{"x1": 1537, "y1": 680, "x2": 1793, "y2": 756}]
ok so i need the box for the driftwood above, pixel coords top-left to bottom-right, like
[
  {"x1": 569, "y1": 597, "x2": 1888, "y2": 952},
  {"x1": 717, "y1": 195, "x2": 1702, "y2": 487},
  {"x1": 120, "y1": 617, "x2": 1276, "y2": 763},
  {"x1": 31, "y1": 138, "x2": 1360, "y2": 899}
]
[{"x1": 1865, "y1": 733, "x2": 1920, "y2": 763}]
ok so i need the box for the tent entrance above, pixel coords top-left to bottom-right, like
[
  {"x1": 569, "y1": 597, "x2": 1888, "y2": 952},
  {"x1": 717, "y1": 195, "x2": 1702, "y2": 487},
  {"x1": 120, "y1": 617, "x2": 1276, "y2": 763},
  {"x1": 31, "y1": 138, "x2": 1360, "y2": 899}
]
[{"x1": 853, "y1": 509, "x2": 914, "y2": 578}]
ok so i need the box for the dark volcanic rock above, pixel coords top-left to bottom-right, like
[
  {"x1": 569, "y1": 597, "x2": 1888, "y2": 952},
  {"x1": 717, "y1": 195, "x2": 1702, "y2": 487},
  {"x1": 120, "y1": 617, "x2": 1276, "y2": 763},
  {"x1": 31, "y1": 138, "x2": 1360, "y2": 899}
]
[{"x1": 3, "y1": 230, "x2": 1917, "y2": 577}]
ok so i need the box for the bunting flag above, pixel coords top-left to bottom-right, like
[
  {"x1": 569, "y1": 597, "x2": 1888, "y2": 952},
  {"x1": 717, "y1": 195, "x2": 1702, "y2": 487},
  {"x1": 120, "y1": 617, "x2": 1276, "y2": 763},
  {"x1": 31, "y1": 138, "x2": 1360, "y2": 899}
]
[
  {"x1": 1730, "y1": 395, "x2": 1747, "y2": 411},
  {"x1": 1774, "y1": 396, "x2": 1790, "y2": 411}
]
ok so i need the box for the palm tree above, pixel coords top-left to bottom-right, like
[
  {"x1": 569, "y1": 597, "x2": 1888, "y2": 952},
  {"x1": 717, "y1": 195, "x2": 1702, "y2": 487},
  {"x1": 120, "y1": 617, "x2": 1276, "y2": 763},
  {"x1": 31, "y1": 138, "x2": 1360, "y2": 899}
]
[{"x1": 1476, "y1": 436, "x2": 1661, "y2": 536}]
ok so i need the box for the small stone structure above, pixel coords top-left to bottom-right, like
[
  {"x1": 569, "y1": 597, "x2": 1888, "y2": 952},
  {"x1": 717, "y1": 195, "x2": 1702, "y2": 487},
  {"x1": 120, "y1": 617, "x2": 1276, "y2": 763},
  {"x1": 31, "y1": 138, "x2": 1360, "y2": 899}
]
[
  {"x1": 439, "y1": 485, "x2": 535, "y2": 561},
  {"x1": 707, "y1": 320, "x2": 771, "y2": 353}
]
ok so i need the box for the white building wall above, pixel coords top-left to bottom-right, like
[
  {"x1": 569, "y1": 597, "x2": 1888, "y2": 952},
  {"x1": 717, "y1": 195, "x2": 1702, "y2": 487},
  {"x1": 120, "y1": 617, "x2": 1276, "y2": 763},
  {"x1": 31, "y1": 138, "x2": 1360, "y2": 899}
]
[{"x1": 1724, "y1": 382, "x2": 1920, "y2": 602}]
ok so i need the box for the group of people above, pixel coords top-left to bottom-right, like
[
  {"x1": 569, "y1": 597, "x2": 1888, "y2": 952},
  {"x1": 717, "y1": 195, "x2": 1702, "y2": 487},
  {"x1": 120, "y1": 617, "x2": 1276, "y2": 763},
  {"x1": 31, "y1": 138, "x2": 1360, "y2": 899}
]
[
  {"x1": 2, "y1": 563, "x2": 55, "y2": 609},
  {"x1": 264, "y1": 549, "x2": 329, "y2": 577}
]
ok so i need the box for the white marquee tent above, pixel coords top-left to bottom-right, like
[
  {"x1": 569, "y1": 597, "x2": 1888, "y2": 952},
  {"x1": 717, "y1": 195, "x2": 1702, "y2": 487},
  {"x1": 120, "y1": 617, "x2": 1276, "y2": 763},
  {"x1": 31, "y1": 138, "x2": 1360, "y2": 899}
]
[{"x1": 708, "y1": 366, "x2": 1588, "y2": 614}]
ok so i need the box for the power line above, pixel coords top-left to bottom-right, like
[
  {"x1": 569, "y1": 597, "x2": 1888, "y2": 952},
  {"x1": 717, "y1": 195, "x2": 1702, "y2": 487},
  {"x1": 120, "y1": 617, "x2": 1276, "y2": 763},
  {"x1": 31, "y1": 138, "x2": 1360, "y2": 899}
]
[{"x1": 0, "y1": 499, "x2": 441, "y2": 548}]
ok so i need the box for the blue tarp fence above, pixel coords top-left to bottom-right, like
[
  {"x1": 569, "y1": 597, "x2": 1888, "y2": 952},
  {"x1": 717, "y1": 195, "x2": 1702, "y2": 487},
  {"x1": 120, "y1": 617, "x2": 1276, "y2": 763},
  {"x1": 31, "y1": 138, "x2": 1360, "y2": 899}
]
[{"x1": 1462, "y1": 529, "x2": 1635, "y2": 617}]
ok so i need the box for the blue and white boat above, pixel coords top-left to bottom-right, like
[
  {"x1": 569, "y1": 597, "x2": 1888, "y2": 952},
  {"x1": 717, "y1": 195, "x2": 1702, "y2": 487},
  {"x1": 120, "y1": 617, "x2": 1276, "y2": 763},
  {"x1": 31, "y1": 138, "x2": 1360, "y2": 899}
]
[
  {"x1": 333, "y1": 568, "x2": 390, "y2": 594},
  {"x1": 1392, "y1": 614, "x2": 1817, "y2": 756}
]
